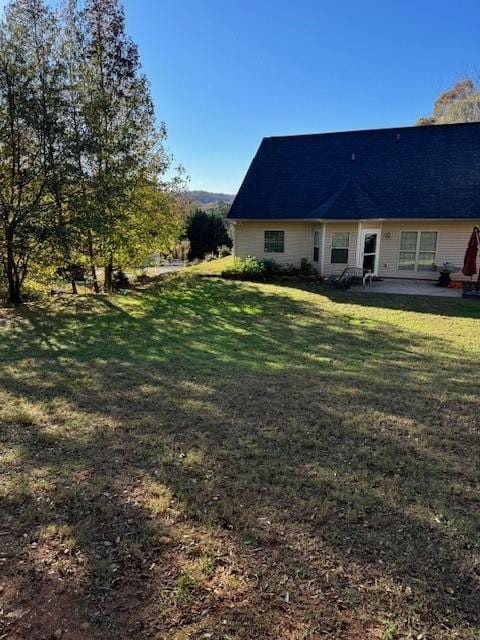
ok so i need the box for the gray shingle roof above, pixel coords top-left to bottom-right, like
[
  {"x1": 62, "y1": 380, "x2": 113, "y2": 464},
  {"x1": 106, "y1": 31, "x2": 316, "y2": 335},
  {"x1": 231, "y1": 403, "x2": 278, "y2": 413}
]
[{"x1": 227, "y1": 122, "x2": 480, "y2": 220}]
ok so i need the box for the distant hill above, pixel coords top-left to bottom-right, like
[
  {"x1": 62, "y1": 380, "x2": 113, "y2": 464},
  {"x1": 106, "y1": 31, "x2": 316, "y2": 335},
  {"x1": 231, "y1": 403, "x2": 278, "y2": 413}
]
[{"x1": 186, "y1": 190, "x2": 235, "y2": 208}]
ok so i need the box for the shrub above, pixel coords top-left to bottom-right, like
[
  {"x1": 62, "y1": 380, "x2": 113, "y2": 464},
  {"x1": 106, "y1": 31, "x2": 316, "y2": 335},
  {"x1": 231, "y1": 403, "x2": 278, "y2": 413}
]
[
  {"x1": 300, "y1": 258, "x2": 314, "y2": 275},
  {"x1": 221, "y1": 256, "x2": 266, "y2": 281},
  {"x1": 135, "y1": 273, "x2": 151, "y2": 286},
  {"x1": 112, "y1": 270, "x2": 130, "y2": 291},
  {"x1": 285, "y1": 263, "x2": 300, "y2": 276},
  {"x1": 221, "y1": 257, "x2": 319, "y2": 281},
  {"x1": 218, "y1": 245, "x2": 232, "y2": 258},
  {"x1": 204, "y1": 252, "x2": 217, "y2": 262},
  {"x1": 261, "y1": 259, "x2": 283, "y2": 276}
]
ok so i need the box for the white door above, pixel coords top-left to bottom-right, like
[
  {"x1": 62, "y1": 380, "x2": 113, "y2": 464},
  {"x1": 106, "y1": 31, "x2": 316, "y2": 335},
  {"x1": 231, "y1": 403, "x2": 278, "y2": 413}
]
[{"x1": 359, "y1": 229, "x2": 381, "y2": 276}]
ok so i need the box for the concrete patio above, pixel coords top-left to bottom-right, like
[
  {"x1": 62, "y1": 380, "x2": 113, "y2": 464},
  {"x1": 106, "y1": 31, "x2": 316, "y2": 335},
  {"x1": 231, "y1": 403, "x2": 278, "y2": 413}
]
[{"x1": 351, "y1": 278, "x2": 464, "y2": 297}]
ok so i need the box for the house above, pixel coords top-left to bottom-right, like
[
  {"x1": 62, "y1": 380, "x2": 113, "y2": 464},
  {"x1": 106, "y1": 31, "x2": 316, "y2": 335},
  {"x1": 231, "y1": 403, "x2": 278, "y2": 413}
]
[{"x1": 227, "y1": 122, "x2": 480, "y2": 280}]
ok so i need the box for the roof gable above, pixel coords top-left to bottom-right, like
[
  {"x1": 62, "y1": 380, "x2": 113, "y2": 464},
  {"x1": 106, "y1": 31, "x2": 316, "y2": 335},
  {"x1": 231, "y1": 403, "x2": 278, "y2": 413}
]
[
  {"x1": 310, "y1": 180, "x2": 383, "y2": 219},
  {"x1": 227, "y1": 123, "x2": 480, "y2": 221}
]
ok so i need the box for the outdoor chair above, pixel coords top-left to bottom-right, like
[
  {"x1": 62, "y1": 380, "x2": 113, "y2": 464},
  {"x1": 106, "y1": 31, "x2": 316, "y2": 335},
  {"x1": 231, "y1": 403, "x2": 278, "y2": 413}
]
[{"x1": 328, "y1": 267, "x2": 373, "y2": 289}]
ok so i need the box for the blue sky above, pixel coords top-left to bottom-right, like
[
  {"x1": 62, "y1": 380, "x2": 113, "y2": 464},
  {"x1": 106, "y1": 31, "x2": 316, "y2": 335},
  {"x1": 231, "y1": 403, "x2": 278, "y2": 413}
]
[
  {"x1": 123, "y1": 0, "x2": 479, "y2": 193},
  {"x1": 3, "y1": 0, "x2": 480, "y2": 192}
]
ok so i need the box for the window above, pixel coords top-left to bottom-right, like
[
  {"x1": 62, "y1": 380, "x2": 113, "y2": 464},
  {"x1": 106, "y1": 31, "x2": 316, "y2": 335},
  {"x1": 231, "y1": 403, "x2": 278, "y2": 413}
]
[
  {"x1": 398, "y1": 232, "x2": 417, "y2": 270},
  {"x1": 313, "y1": 231, "x2": 321, "y2": 262},
  {"x1": 418, "y1": 232, "x2": 437, "y2": 271},
  {"x1": 331, "y1": 232, "x2": 349, "y2": 264},
  {"x1": 264, "y1": 230, "x2": 284, "y2": 253},
  {"x1": 399, "y1": 231, "x2": 437, "y2": 271}
]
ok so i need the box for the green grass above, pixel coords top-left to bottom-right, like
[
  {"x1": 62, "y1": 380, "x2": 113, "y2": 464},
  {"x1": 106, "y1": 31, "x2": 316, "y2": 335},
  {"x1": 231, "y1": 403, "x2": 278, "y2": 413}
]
[
  {"x1": 0, "y1": 274, "x2": 479, "y2": 639},
  {"x1": 186, "y1": 254, "x2": 233, "y2": 274}
]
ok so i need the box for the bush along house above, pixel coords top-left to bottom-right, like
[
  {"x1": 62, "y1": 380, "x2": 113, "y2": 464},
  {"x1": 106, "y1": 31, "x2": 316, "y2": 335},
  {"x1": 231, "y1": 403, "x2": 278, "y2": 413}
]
[{"x1": 227, "y1": 122, "x2": 480, "y2": 281}]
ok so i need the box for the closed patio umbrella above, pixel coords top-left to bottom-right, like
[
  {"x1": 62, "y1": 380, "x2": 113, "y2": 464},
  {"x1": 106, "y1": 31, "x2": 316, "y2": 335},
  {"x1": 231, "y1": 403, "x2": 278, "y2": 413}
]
[{"x1": 462, "y1": 226, "x2": 479, "y2": 278}]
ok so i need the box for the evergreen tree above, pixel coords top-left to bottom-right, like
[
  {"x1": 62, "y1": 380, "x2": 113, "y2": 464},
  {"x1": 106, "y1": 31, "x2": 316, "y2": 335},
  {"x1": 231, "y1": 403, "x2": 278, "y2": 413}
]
[
  {"x1": 74, "y1": 0, "x2": 173, "y2": 290},
  {"x1": 186, "y1": 209, "x2": 232, "y2": 261}
]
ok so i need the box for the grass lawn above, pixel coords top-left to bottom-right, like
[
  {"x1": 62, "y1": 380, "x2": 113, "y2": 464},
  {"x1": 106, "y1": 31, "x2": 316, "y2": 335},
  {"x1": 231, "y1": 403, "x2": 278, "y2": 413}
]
[
  {"x1": 0, "y1": 273, "x2": 479, "y2": 639},
  {"x1": 186, "y1": 255, "x2": 233, "y2": 275}
]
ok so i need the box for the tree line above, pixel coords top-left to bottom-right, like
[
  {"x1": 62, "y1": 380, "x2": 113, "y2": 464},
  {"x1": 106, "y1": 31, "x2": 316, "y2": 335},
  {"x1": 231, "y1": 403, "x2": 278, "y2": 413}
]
[{"x1": 0, "y1": 0, "x2": 185, "y2": 305}]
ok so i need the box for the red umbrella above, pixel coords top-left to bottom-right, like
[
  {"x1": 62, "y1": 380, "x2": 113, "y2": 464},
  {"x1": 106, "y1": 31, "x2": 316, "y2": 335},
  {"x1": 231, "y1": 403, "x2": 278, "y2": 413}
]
[{"x1": 462, "y1": 227, "x2": 479, "y2": 277}]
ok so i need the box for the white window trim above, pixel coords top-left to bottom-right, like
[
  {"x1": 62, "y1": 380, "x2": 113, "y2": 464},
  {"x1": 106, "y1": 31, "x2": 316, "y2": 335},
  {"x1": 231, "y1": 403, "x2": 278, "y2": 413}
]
[
  {"x1": 330, "y1": 231, "x2": 350, "y2": 264},
  {"x1": 320, "y1": 223, "x2": 326, "y2": 273},
  {"x1": 398, "y1": 230, "x2": 438, "y2": 272},
  {"x1": 313, "y1": 229, "x2": 321, "y2": 263},
  {"x1": 264, "y1": 230, "x2": 285, "y2": 254},
  {"x1": 357, "y1": 228, "x2": 381, "y2": 276}
]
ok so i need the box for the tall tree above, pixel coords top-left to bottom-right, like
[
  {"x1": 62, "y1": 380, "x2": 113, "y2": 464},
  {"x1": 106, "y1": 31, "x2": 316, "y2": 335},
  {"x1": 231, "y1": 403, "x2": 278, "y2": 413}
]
[
  {"x1": 64, "y1": 0, "x2": 175, "y2": 291},
  {"x1": 0, "y1": 0, "x2": 63, "y2": 304},
  {"x1": 61, "y1": 0, "x2": 101, "y2": 291},
  {"x1": 186, "y1": 209, "x2": 232, "y2": 261},
  {"x1": 0, "y1": 0, "x2": 186, "y2": 303}
]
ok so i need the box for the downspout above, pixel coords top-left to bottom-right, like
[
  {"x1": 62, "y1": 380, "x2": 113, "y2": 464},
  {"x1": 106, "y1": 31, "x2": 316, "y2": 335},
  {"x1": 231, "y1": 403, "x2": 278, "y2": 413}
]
[
  {"x1": 356, "y1": 221, "x2": 363, "y2": 268},
  {"x1": 321, "y1": 222, "x2": 326, "y2": 276}
]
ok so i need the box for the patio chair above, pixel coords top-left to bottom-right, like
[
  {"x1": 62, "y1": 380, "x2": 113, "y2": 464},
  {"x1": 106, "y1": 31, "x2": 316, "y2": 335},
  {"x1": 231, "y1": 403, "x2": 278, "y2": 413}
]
[{"x1": 328, "y1": 267, "x2": 372, "y2": 289}]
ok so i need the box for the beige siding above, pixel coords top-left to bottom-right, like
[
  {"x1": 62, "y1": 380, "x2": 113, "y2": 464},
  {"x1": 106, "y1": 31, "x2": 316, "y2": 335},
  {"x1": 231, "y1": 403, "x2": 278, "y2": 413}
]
[
  {"x1": 234, "y1": 221, "x2": 314, "y2": 266},
  {"x1": 323, "y1": 223, "x2": 359, "y2": 277},
  {"x1": 379, "y1": 220, "x2": 480, "y2": 280},
  {"x1": 233, "y1": 218, "x2": 480, "y2": 280}
]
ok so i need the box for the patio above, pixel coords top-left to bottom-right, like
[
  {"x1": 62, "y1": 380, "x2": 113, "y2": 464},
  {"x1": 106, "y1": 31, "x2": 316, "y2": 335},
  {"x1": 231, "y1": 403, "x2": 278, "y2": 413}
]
[{"x1": 351, "y1": 278, "x2": 464, "y2": 297}]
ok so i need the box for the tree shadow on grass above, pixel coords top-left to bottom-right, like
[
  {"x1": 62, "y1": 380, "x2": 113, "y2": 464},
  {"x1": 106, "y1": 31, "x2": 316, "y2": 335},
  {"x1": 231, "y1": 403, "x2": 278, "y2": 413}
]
[
  {"x1": 0, "y1": 420, "x2": 177, "y2": 638},
  {"x1": 306, "y1": 280, "x2": 480, "y2": 320},
  {"x1": 0, "y1": 277, "x2": 479, "y2": 639}
]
